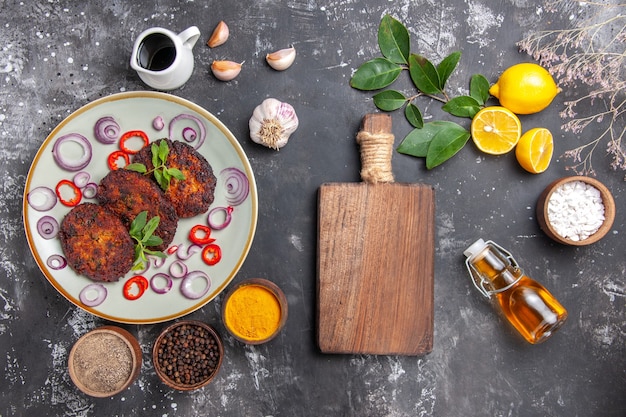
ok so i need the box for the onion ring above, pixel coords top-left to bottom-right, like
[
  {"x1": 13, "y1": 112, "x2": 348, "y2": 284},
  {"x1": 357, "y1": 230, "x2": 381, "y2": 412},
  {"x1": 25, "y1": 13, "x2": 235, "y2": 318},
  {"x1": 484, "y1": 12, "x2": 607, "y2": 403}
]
[
  {"x1": 180, "y1": 270, "x2": 211, "y2": 299},
  {"x1": 176, "y1": 243, "x2": 203, "y2": 260},
  {"x1": 27, "y1": 186, "x2": 57, "y2": 212},
  {"x1": 79, "y1": 283, "x2": 107, "y2": 307},
  {"x1": 220, "y1": 167, "x2": 250, "y2": 206},
  {"x1": 94, "y1": 116, "x2": 121, "y2": 144},
  {"x1": 150, "y1": 272, "x2": 173, "y2": 294},
  {"x1": 169, "y1": 113, "x2": 206, "y2": 149},
  {"x1": 46, "y1": 254, "x2": 67, "y2": 270},
  {"x1": 52, "y1": 132, "x2": 92, "y2": 171},
  {"x1": 72, "y1": 171, "x2": 91, "y2": 188},
  {"x1": 207, "y1": 206, "x2": 233, "y2": 230},
  {"x1": 169, "y1": 259, "x2": 188, "y2": 278},
  {"x1": 152, "y1": 255, "x2": 167, "y2": 269},
  {"x1": 37, "y1": 215, "x2": 59, "y2": 239},
  {"x1": 81, "y1": 182, "x2": 98, "y2": 199}
]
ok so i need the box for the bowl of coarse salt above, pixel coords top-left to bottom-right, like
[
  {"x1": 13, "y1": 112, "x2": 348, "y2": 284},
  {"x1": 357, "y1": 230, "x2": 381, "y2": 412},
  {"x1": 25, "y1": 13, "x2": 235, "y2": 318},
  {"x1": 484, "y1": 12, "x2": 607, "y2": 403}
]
[{"x1": 537, "y1": 176, "x2": 615, "y2": 246}]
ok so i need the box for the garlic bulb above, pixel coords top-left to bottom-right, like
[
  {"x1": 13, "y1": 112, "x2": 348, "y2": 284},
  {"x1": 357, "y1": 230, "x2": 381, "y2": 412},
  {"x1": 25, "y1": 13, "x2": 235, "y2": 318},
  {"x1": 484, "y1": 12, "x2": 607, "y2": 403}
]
[
  {"x1": 207, "y1": 21, "x2": 229, "y2": 48},
  {"x1": 249, "y1": 98, "x2": 299, "y2": 150},
  {"x1": 266, "y1": 46, "x2": 296, "y2": 71},
  {"x1": 211, "y1": 60, "x2": 242, "y2": 81}
]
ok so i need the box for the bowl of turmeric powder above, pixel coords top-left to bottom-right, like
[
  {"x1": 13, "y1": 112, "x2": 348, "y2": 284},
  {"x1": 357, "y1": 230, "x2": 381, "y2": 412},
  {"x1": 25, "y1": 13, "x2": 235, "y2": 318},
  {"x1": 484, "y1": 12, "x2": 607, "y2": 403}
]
[{"x1": 221, "y1": 278, "x2": 288, "y2": 345}]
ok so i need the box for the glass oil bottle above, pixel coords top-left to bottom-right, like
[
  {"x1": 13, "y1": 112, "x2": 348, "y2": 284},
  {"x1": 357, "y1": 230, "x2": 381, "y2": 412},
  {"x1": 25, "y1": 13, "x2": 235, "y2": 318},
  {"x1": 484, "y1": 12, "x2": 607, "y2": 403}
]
[{"x1": 464, "y1": 239, "x2": 567, "y2": 344}]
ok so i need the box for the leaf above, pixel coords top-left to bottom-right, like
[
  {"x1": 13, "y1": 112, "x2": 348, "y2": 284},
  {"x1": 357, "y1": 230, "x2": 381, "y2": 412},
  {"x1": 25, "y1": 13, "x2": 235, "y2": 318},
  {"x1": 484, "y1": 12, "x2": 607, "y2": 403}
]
[
  {"x1": 442, "y1": 96, "x2": 482, "y2": 118},
  {"x1": 129, "y1": 211, "x2": 148, "y2": 238},
  {"x1": 125, "y1": 162, "x2": 147, "y2": 173},
  {"x1": 142, "y1": 216, "x2": 161, "y2": 242},
  {"x1": 373, "y1": 90, "x2": 407, "y2": 111},
  {"x1": 158, "y1": 139, "x2": 169, "y2": 163},
  {"x1": 397, "y1": 122, "x2": 450, "y2": 157},
  {"x1": 436, "y1": 51, "x2": 461, "y2": 89},
  {"x1": 378, "y1": 14, "x2": 410, "y2": 65},
  {"x1": 145, "y1": 248, "x2": 167, "y2": 258},
  {"x1": 133, "y1": 245, "x2": 143, "y2": 262},
  {"x1": 405, "y1": 103, "x2": 423, "y2": 128},
  {"x1": 350, "y1": 58, "x2": 403, "y2": 90},
  {"x1": 425, "y1": 122, "x2": 470, "y2": 169},
  {"x1": 409, "y1": 54, "x2": 441, "y2": 95},
  {"x1": 153, "y1": 169, "x2": 165, "y2": 190},
  {"x1": 470, "y1": 74, "x2": 490, "y2": 105},
  {"x1": 167, "y1": 167, "x2": 186, "y2": 181},
  {"x1": 144, "y1": 235, "x2": 164, "y2": 247},
  {"x1": 151, "y1": 143, "x2": 160, "y2": 168}
]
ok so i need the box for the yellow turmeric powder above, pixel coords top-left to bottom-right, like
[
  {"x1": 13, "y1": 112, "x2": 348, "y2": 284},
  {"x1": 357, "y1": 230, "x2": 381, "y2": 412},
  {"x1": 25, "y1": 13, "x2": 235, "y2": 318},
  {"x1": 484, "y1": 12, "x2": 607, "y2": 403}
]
[{"x1": 224, "y1": 284, "x2": 282, "y2": 341}]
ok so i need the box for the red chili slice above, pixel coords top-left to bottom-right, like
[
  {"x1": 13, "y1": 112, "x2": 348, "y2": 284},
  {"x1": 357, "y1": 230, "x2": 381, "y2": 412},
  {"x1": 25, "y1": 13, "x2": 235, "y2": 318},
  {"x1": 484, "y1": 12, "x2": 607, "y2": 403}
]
[
  {"x1": 108, "y1": 150, "x2": 130, "y2": 170},
  {"x1": 123, "y1": 275, "x2": 149, "y2": 300},
  {"x1": 189, "y1": 224, "x2": 216, "y2": 245},
  {"x1": 55, "y1": 179, "x2": 82, "y2": 207},
  {"x1": 119, "y1": 130, "x2": 149, "y2": 154},
  {"x1": 201, "y1": 243, "x2": 222, "y2": 266}
]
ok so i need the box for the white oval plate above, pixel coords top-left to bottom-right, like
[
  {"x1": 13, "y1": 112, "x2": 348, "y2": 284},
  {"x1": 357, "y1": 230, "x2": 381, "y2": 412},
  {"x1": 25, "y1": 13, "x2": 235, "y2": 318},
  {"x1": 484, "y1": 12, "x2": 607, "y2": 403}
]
[{"x1": 23, "y1": 91, "x2": 257, "y2": 324}]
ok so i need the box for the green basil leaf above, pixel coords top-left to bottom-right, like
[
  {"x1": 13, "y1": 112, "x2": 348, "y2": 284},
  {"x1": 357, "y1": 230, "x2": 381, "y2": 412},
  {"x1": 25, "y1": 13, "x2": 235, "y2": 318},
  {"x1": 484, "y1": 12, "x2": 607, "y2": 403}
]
[
  {"x1": 151, "y1": 142, "x2": 160, "y2": 168},
  {"x1": 144, "y1": 249, "x2": 167, "y2": 258},
  {"x1": 167, "y1": 167, "x2": 186, "y2": 181},
  {"x1": 153, "y1": 169, "x2": 165, "y2": 190},
  {"x1": 373, "y1": 90, "x2": 406, "y2": 111},
  {"x1": 425, "y1": 122, "x2": 470, "y2": 169},
  {"x1": 350, "y1": 58, "x2": 403, "y2": 91},
  {"x1": 405, "y1": 103, "x2": 423, "y2": 128},
  {"x1": 436, "y1": 51, "x2": 461, "y2": 89},
  {"x1": 470, "y1": 74, "x2": 490, "y2": 105},
  {"x1": 144, "y1": 236, "x2": 164, "y2": 247},
  {"x1": 134, "y1": 244, "x2": 142, "y2": 260},
  {"x1": 442, "y1": 96, "x2": 481, "y2": 118},
  {"x1": 142, "y1": 216, "x2": 161, "y2": 241},
  {"x1": 125, "y1": 162, "x2": 147, "y2": 173},
  {"x1": 129, "y1": 211, "x2": 148, "y2": 237},
  {"x1": 378, "y1": 14, "x2": 410, "y2": 65},
  {"x1": 409, "y1": 54, "x2": 441, "y2": 95},
  {"x1": 158, "y1": 139, "x2": 169, "y2": 163}
]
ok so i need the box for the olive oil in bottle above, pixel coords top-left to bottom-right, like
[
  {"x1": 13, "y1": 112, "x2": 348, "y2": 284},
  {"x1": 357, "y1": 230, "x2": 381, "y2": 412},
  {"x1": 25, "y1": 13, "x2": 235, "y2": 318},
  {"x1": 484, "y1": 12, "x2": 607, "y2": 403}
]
[{"x1": 464, "y1": 239, "x2": 567, "y2": 344}]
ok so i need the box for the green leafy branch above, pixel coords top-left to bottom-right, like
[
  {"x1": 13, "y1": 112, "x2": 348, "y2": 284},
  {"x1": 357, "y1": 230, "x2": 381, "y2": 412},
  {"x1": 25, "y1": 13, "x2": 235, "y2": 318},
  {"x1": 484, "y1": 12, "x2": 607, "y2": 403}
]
[
  {"x1": 127, "y1": 140, "x2": 185, "y2": 191},
  {"x1": 350, "y1": 14, "x2": 490, "y2": 168},
  {"x1": 129, "y1": 210, "x2": 166, "y2": 271}
]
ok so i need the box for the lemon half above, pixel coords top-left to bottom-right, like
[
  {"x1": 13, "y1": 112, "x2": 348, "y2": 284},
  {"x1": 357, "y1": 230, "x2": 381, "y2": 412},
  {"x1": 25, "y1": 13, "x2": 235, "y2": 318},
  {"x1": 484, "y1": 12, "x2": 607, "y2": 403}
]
[{"x1": 471, "y1": 106, "x2": 522, "y2": 155}]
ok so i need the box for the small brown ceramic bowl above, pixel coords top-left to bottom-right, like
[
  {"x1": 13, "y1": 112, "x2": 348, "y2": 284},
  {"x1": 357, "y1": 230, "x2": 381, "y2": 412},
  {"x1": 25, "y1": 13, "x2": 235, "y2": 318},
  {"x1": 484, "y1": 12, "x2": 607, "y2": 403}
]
[
  {"x1": 221, "y1": 278, "x2": 288, "y2": 345},
  {"x1": 536, "y1": 175, "x2": 615, "y2": 246},
  {"x1": 68, "y1": 326, "x2": 142, "y2": 398},
  {"x1": 152, "y1": 320, "x2": 223, "y2": 391}
]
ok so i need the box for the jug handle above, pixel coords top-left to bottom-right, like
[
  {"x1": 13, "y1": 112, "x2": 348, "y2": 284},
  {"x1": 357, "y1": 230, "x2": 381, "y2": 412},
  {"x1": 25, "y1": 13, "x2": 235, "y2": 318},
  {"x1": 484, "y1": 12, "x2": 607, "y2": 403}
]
[{"x1": 178, "y1": 26, "x2": 201, "y2": 49}]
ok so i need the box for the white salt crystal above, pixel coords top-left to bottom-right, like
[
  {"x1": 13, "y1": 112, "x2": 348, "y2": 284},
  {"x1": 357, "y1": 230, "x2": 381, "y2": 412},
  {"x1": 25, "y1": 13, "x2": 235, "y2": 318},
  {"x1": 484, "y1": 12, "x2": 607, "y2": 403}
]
[{"x1": 547, "y1": 180, "x2": 605, "y2": 241}]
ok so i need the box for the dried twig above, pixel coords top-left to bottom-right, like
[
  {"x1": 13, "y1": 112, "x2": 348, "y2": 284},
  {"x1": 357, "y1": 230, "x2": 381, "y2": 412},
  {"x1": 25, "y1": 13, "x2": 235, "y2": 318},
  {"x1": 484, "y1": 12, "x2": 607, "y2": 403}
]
[{"x1": 518, "y1": 0, "x2": 626, "y2": 178}]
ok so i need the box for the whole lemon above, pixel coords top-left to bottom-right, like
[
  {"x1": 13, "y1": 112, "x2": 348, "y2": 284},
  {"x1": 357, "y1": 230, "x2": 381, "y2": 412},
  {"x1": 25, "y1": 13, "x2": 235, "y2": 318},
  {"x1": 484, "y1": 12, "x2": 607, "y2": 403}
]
[{"x1": 489, "y1": 63, "x2": 560, "y2": 114}]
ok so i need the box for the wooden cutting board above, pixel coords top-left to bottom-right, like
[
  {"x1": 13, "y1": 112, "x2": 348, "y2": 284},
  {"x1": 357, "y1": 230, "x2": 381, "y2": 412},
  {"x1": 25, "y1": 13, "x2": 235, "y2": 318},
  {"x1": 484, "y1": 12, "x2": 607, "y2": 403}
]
[{"x1": 317, "y1": 114, "x2": 435, "y2": 356}]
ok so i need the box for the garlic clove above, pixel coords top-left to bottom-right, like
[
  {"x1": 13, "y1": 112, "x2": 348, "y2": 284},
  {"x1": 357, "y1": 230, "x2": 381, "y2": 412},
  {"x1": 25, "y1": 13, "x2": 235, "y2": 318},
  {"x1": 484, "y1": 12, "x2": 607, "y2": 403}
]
[
  {"x1": 266, "y1": 46, "x2": 296, "y2": 71},
  {"x1": 207, "y1": 21, "x2": 229, "y2": 48},
  {"x1": 249, "y1": 98, "x2": 299, "y2": 150},
  {"x1": 211, "y1": 60, "x2": 242, "y2": 81}
]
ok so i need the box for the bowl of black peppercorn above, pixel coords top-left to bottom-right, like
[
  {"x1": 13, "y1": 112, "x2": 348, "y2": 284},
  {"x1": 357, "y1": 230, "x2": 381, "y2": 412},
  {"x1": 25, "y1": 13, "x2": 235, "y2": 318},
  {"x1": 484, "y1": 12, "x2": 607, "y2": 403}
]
[{"x1": 152, "y1": 320, "x2": 223, "y2": 391}]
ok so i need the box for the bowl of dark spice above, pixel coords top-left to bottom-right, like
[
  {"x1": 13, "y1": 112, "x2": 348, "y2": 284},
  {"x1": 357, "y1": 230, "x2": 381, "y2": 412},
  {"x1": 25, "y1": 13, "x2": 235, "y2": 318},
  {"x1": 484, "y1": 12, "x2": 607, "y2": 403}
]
[
  {"x1": 152, "y1": 320, "x2": 223, "y2": 391},
  {"x1": 68, "y1": 326, "x2": 142, "y2": 398},
  {"x1": 221, "y1": 278, "x2": 288, "y2": 345},
  {"x1": 537, "y1": 176, "x2": 616, "y2": 246}
]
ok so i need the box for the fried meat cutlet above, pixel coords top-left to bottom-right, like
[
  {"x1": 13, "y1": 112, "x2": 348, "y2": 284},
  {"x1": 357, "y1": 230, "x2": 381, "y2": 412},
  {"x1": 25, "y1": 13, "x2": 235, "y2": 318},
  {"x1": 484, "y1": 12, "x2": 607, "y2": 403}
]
[
  {"x1": 97, "y1": 169, "x2": 178, "y2": 251},
  {"x1": 132, "y1": 138, "x2": 216, "y2": 218},
  {"x1": 58, "y1": 203, "x2": 134, "y2": 282}
]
